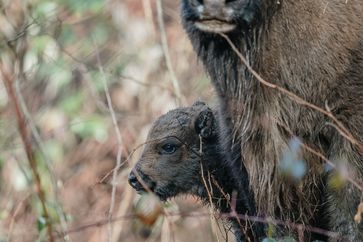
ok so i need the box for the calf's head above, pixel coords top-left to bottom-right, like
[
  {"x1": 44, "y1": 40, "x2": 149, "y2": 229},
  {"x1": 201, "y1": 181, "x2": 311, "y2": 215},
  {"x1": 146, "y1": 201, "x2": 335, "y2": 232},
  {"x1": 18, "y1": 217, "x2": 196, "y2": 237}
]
[{"x1": 128, "y1": 102, "x2": 218, "y2": 201}]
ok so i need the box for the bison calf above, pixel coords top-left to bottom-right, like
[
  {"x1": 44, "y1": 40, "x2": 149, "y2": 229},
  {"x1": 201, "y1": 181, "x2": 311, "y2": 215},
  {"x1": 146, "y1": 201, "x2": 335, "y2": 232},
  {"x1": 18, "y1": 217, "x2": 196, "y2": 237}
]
[{"x1": 129, "y1": 101, "x2": 264, "y2": 241}]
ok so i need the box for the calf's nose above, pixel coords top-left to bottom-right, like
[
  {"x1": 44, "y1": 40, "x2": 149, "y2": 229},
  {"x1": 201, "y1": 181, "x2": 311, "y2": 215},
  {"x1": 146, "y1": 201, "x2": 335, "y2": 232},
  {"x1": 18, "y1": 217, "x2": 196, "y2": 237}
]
[{"x1": 128, "y1": 171, "x2": 139, "y2": 189}]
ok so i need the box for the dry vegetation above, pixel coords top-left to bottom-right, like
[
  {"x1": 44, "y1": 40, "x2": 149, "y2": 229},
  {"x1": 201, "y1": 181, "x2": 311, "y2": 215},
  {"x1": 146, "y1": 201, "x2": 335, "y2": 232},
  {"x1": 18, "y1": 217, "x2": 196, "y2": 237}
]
[
  {"x1": 3, "y1": 0, "x2": 361, "y2": 241},
  {"x1": 0, "y1": 0, "x2": 230, "y2": 241}
]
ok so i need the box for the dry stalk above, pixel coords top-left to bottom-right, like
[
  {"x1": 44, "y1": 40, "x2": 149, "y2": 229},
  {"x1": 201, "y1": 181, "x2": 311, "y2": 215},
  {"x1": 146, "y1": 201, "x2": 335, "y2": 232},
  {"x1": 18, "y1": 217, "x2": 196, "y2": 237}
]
[
  {"x1": 211, "y1": 177, "x2": 251, "y2": 242},
  {"x1": 142, "y1": 0, "x2": 156, "y2": 38},
  {"x1": 1, "y1": 11, "x2": 69, "y2": 239},
  {"x1": 156, "y1": 0, "x2": 183, "y2": 106},
  {"x1": 7, "y1": 192, "x2": 32, "y2": 242},
  {"x1": 15, "y1": 49, "x2": 71, "y2": 242},
  {"x1": 94, "y1": 42, "x2": 124, "y2": 242},
  {"x1": 211, "y1": 176, "x2": 343, "y2": 240},
  {"x1": 110, "y1": 171, "x2": 134, "y2": 241},
  {"x1": 59, "y1": 46, "x2": 174, "y2": 101},
  {"x1": 200, "y1": 162, "x2": 222, "y2": 241},
  {"x1": 199, "y1": 135, "x2": 248, "y2": 241},
  {"x1": 59, "y1": 210, "x2": 342, "y2": 240},
  {"x1": 97, "y1": 135, "x2": 196, "y2": 185},
  {"x1": 1, "y1": 65, "x2": 55, "y2": 242},
  {"x1": 198, "y1": 134, "x2": 223, "y2": 241}
]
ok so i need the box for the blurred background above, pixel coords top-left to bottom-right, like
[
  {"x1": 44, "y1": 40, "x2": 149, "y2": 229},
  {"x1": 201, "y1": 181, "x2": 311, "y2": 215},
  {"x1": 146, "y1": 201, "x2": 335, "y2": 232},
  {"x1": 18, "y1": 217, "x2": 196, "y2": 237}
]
[{"x1": 0, "y1": 0, "x2": 228, "y2": 241}]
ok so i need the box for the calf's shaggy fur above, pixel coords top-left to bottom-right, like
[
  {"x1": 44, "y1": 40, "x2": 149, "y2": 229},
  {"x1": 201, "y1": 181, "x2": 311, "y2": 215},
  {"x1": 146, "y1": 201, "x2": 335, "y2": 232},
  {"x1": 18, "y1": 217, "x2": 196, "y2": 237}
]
[{"x1": 129, "y1": 102, "x2": 264, "y2": 241}]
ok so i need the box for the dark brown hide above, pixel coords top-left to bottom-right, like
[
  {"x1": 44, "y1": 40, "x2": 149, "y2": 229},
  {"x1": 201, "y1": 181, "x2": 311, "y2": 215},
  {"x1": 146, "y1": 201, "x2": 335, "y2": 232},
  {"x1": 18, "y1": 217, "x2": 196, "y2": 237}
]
[
  {"x1": 181, "y1": 0, "x2": 363, "y2": 240},
  {"x1": 129, "y1": 102, "x2": 264, "y2": 241}
]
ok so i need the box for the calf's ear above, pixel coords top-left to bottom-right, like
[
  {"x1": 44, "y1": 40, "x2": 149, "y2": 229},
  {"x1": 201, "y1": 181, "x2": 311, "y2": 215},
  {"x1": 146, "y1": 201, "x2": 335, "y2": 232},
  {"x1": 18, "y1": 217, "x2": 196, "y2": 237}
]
[{"x1": 194, "y1": 107, "x2": 217, "y2": 139}]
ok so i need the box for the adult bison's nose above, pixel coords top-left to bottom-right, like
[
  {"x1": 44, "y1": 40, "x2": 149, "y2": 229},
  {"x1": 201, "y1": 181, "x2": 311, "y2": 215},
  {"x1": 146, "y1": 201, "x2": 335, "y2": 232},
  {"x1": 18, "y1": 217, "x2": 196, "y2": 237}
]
[
  {"x1": 188, "y1": 0, "x2": 237, "y2": 33},
  {"x1": 190, "y1": 0, "x2": 226, "y2": 19}
]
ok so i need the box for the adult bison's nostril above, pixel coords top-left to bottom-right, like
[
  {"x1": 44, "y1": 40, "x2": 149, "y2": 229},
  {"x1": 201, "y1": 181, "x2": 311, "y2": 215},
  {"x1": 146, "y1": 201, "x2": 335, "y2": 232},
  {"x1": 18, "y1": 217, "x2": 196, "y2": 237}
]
[{"x1": 189, "y1": 0, "x2": 204, "y2": 6}]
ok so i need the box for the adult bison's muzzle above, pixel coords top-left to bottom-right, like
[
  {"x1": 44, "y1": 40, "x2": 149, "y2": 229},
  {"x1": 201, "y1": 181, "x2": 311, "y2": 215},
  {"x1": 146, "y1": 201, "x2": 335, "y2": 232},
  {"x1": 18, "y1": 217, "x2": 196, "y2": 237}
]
[{"x1": 182, "y1": 0, "x2": 260, "y2": 34}]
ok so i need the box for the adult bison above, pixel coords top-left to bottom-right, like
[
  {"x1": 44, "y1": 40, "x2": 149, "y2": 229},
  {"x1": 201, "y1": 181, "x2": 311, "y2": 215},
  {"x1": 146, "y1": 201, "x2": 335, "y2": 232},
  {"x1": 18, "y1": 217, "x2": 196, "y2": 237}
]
[{"x1": 180, "y1": 0, "x2": 363, "y2": 241}]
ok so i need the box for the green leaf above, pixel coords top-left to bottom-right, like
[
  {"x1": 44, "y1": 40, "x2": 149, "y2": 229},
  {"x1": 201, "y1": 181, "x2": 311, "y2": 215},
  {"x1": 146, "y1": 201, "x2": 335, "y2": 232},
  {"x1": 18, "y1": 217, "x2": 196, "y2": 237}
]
[
  {"x1": 50, "y1": 67, "x2": 72, "y2": 87},
  {"x1": 37, "y1": 216, "x2": 47, "y2": 232},
  {"x1": 91, "y1": 22, "x2": 109, "y2": 45},
  {"x1": 90, "y1": 70, "x2": 109, "y2": 92},
  {"x1": 38, "y1": 59, "x2": 72, "y2": 88},
  {"x1": 32, "y1": 1, "x2": 59, "y2": 23},
  {"x1": 57, "y1": 24, "x2": 77, "y2": 46},
  {"x1": 70, "y1": 115, "x2": 108, "y2": 142},
  {"x1": 65, "y1": 0, "x2": 104, "y2": 14},
  {"x1": 43, "y1": 140, "x2": 64, "y2": 163},
  {"x1": 59, "y1": 93, "x2": 84, "y2": 114},
  {"x1": 31, "y1": 35, "x2": 54, "y2": 54}
]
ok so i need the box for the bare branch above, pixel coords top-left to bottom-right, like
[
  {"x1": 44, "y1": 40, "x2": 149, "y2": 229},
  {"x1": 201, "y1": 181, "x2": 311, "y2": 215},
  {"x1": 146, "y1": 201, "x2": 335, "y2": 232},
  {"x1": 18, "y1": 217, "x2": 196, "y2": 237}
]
[
  {"x1": 219, "y1": 33, "x2": 363, "y2": 151},
  {"x1": 58, "y1": 210, "x2": 342, "y2": 240},
  {"x1": 156, "y1": 0, "x2": 183, "y2": 106},
  {"x1": 220, "y1": 33, "x2": 363, "y2": 193},
  {"x1": 1, "y1": 63, "x2": 55, "y2": 242},
  {"x1": 94, "y1": 41, "x2": 124, "y2": 242}
]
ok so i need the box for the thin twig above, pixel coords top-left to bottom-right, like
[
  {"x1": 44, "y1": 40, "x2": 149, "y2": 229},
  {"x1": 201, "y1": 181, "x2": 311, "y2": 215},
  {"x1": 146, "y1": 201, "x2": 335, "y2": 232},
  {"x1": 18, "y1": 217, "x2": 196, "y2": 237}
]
[
  {"x1": 142, "y1": 0, "x2": 156, "y2": 38},
  {"x1": 94, "y1": 41, "x2": 124, "y2": 242},
  {"x1": 58, "y1": 46, "x2": 174, "y2": 96},
  {"x1": 211, "y1": 176, "x2": 252, "y2": 242},
  {"x1": 7, "y1": 192, "x2": 32, "y2": 242},
  {"x1": 220, "y1": 33, "x2": 363, "y2": 193},
  {"x1": 219, "y1": 33, "x2": 363, "y2": 152},
  {"x1": 273, "y1": 117, "x2": 363, "y2": 193},
  {"x1": 96, "y1": 135, "x2": 201, "y2": 185},
  {"x1": 198, "y1": 135, "x2": 249, "y2": 241},
  {"x1": 58, "y1": 210, "x2": 342, "y2": 240},
  {"x1": 200, "y1": 157, "x2": 221, "y2": 241},
  {"x1": 156, "y1": 0, "x2": 183, "y2": 106},
  {"x1": 1, "y1": 65, "x2": 55, "y2": 242},
  {"x1": 15, "y1": 52, "x2": 70, "y2": 242}
]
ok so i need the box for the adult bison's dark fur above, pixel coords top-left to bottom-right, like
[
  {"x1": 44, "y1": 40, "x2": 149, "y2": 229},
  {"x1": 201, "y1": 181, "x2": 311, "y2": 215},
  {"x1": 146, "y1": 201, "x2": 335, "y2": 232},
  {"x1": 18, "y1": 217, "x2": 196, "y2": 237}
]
[
  {"x1": 180, "y1": 0, "x2": 363, "y2": 241},
  {"x1": 129, "y1": 101, "x2": 264, "y2": 241}
]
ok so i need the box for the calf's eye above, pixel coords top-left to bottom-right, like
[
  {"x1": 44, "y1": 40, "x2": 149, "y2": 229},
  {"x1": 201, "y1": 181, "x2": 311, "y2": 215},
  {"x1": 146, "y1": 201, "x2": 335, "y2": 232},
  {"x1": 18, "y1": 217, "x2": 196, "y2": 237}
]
[{"x1": 161, "y1": 143, "x2": 177, "y2": 154}]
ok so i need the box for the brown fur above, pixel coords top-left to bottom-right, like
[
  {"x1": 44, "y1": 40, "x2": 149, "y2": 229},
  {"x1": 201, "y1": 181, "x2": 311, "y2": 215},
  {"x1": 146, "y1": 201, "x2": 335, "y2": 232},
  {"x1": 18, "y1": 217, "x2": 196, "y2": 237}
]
[
  {"x1": 129, "y1": 102, "x2": 264, "y2": 241},
  {"x1": 181, "y1": 0, "x2": 363, "y2": 240}
]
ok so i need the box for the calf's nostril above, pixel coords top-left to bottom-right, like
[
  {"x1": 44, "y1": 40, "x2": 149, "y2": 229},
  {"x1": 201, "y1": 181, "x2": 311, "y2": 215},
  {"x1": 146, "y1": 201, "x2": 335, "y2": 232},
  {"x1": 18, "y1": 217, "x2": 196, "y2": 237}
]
[
  {"x1": 128, "y1": 172, "x2": 139, "y2": 187},
  {"x1": 128, "y1": 170, "x2": 157, "y2": 192}
]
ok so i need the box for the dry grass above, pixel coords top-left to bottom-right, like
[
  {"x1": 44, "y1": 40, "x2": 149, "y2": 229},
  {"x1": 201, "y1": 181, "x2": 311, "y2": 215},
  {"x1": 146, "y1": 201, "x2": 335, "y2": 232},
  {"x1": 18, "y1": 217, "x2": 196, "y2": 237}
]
[{"x1": 0, "y1": 0, "x2": 224, "y2": 241}]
